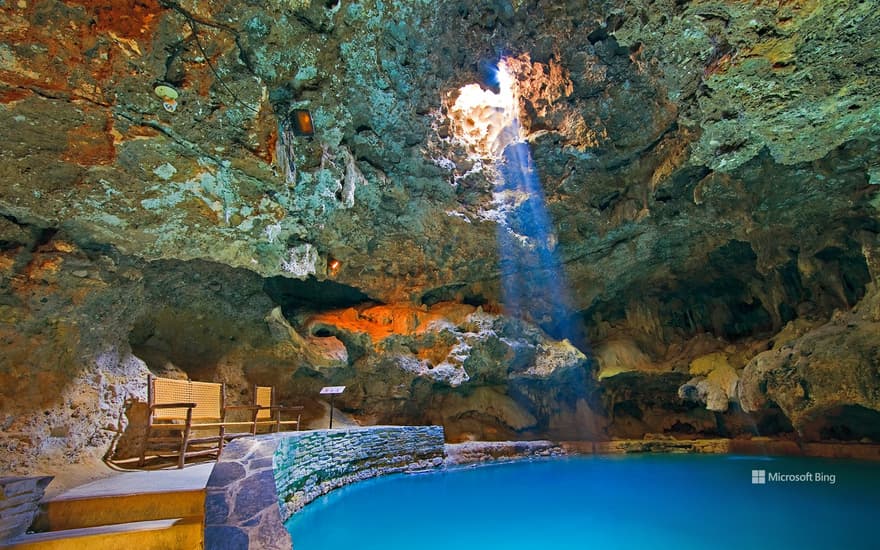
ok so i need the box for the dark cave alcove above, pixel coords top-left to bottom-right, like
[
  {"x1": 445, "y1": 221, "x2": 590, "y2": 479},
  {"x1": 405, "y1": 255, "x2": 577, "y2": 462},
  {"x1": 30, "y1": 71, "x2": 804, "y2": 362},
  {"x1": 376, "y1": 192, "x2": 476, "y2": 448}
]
[
  {"x1": 802, "y1": 405, "x2": 880, "y2": 442},
  {"x1": 581, "y1": 237, "x2": 873, "y2": 346},
  {"x1": 264, "y1": 275, "x2": 373, "y2": 318}
]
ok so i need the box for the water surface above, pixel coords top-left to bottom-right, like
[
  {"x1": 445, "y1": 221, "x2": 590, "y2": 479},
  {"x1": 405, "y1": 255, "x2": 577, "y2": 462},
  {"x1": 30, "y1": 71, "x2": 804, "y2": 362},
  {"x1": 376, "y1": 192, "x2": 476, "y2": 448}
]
[{"x1": 286, "y1": 454, "x2": 880, "y2": 549}]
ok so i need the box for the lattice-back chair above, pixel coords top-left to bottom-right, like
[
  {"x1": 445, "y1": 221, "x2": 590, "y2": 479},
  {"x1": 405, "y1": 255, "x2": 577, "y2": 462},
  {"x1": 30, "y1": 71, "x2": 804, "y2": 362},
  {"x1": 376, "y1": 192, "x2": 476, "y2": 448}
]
[
  {"x1": 253, "y1": 385, "x2": 304, "y2": 433},
  {"x1": 140, "y1": 375, "x2": 255, "y2": 468}
]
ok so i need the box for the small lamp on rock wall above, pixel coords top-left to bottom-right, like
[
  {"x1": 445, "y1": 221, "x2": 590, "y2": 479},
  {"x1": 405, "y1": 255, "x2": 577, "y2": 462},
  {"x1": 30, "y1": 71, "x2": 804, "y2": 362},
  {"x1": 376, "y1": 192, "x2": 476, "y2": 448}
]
[
  {"x1": 288, "y1": 109, "x2": 315, "y2": 137},
  {"x1": 327, "y1": 256, "x2": 341, "y2": 277}
]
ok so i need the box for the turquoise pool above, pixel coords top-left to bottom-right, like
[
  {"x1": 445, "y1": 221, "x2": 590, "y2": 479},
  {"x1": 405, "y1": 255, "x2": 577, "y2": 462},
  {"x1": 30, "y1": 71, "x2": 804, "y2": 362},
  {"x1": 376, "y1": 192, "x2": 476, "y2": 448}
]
[{"x1": 286, "y1": 455, "x2": 880, "y2": 549}]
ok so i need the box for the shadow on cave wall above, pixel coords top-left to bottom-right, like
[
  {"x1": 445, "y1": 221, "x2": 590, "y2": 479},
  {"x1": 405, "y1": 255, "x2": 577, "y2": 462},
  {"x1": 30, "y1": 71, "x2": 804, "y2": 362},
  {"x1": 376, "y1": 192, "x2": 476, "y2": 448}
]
[
  {"x1": 582, "y1": 238, "x2": 872, "y2": 347},
  {"x1": 802, "y1": 405, "x2": 880, "y2": 442},
  {"x1": 125, "y1": 269, "x2": 381, "y2": 423},
  {"x1": 119, "y1": 248, "x2": 876, "y2": 445},
  {"x1": 578, "y1": 237, "x2": 873, "y2": 440},
  {"x1": 600, "y1": 372, "x2": 797, "y2": 439},
  {"x1": 128, "y1": 261, "x2": 375, "y2": 378},
  {"x1": 127, "y1": 260, "x2": 273, "y2": 380},
  {"x1": 263, "y1": 275, "x2": 374, "y2": 318}
]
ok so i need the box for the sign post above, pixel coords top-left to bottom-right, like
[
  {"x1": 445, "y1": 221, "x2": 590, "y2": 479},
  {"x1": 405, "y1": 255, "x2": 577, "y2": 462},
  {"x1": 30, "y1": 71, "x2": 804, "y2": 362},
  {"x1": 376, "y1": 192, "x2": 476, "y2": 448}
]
[{"x1": 319, "y1": 386, "x2": 346, "y2": 429}]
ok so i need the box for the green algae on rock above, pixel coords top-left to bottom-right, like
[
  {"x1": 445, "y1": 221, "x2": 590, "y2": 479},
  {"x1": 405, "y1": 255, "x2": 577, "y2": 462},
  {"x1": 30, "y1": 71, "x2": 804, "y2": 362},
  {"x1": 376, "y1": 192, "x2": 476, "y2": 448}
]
[{"x1": 0, "y1": 0, "x2": 879, "y2": 476}]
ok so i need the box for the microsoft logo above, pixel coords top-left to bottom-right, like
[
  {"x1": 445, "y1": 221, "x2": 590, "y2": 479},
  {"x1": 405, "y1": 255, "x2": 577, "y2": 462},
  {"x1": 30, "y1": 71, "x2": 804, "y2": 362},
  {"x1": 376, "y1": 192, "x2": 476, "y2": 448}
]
[{"x1": 752, "y1": 469, "x2": 766, "y2": 484}]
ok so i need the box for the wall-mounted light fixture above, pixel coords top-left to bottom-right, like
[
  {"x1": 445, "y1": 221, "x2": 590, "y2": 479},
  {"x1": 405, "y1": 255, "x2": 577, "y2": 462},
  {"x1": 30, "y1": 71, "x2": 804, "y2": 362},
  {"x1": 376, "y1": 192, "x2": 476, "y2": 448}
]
[
  {"x1": 288, "y1": 109, "x2": 315, "y2": 137},
  {"x1": 327, "y1": 256, "x2": 341, "y2": 276}
]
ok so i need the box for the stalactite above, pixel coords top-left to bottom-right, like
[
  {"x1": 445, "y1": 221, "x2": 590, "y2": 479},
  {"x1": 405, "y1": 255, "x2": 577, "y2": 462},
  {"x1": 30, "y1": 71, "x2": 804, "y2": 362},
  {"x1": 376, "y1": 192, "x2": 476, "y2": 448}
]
[
  {"x1": 624, "y1": 299, "x2": 664, "y2": 342},
  {"x1": 750, "y1": 276, "x2": 784, "y2": 332}
]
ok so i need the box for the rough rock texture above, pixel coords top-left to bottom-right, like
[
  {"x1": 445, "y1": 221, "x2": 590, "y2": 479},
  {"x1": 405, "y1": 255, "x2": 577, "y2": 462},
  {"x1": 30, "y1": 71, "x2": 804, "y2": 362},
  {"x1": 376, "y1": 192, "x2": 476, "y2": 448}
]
[
  {"x1": 0, "y1": 476, "x2": 52, "y2": 542},
  {"x1": 0, "y1": 228, "x2": 150, "y2": 472},
  {"x1": 206, "y1": 427, "x2": 443, "y2": 550},
  {"x1": 206, "y1": 434, "x2": 291, "y2": 550},
  {"x1": 2, "y1": 0, "x2": 874, "y2": 315},
  {"x1": 615, "y1": 0, "x2": 880, "y2": 170},
  {"x1": 273, "y1": 426, "x2": 445, "y2": 518},
  {"x1": 444, "y1": 440, "x2": 565, "y2": 465},
  {"x1": 288, "y1": 302, "x2": 596, "y2": 441},
  {"x1": 739, "y1": 284, "x2": 880, "y2": 441},
  {"x1": 1, "y1": 0, "x2": 879, "y2": 473}
]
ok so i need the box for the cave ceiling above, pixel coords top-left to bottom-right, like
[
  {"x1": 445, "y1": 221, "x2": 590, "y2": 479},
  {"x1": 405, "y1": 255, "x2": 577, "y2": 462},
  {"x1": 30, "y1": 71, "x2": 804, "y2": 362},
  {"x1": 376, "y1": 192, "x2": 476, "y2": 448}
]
[{"x1": 0, "y1": 0, "x2": 877, "y2": 326}]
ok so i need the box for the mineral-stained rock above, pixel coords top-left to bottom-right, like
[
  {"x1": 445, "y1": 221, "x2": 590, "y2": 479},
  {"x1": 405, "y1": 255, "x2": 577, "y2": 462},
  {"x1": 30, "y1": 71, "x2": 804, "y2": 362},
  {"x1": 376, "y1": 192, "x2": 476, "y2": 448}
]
[
  {"x1": 739, "y1": 285, "x2": 880, "y2": 439},
  {"x1": 0, "y1": 0, "x2": 874, "y2": 323},
  {"x1": 0, "y1": 0, "x2": 879, "y2": 473},
  {"x1": 596, "y1": 339, "x2": 655, "y2": 379},
  {"x1": 614, "y1": 0, "x2": 880, "y2": 170},
  {"x1": 0, "y1": 228, "x2": 149, "y2": 472},
  {"x1": 678, "y1": 352, "x2": 739, "y2": 412},
  {"x1": 288, "y1": 304, "x2": 591, "y2": 440}
]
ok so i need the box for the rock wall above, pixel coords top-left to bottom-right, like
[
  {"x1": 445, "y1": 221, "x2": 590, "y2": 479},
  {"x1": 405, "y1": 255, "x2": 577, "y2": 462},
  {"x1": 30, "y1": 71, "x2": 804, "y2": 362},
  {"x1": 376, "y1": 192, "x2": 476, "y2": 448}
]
[
  {"x1": 285, "y1": 302, "x2": 597, "y2": 441},
  {"x1": 0, "y1": 227, "x2": 150, "y2": 474},
  {"x1": 1, "y1": 0, "x2": 879, "y2": 474},
  {"x1": 738, "y1": 283, "x2": 880, "y2": 441},
  {"x1": 1, "y1": 0, "x2": 876, "y2": 322},
  {"x1": 274, "y1": 426, "x2": 445, "y2": 519},
  {"x1": 204, "y1": 427, "x2": 445, "y2": 550},
  {"x1": 1, "y1": 219, "x2": 878, "y2": 479},
  {"x1": 0, "y1": 227, "x2": 593, "y2": 474},
  {"x1": 0, "y1": 476, "x2": 52, "y2": 542},
  {"x1": 205, "y1": 435, "x2": 290, "y2": 550},
  {"x1": 445, "y1": 440, "x2": 565, "y2": 466}
]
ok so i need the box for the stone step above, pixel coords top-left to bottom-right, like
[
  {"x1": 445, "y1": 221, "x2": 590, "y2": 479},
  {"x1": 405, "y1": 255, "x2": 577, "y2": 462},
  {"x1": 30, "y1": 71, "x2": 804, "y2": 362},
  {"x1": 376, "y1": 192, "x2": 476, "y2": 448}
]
[
  {"x1": 44, "y1": 489, "x2": 205, "y2": 531},
  {"x1": 0, "y1": 516, "x2": 203, "y2": 550},
  {"x1": 38, "y1": 463, "x2": 213, "y2": 532}
]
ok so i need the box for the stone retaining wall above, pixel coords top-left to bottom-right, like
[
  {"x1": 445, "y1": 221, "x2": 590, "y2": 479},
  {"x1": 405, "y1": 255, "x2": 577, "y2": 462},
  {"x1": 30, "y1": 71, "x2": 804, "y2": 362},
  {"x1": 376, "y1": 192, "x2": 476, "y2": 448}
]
[
  {"x1": 205, "y1": 426, "x2": 445, "y2": 550},
  {"x1": 0, "y1": 476, "x2": 52, "y2": 542},
  {"x1": 207, "y1": 431, "x2": 880, "y2": 550},
  {"x1": 274, "y1": 425, "x2": 445, "y2": 520},
  {"x1": 445, "y1": 440, "x2": 566, "y2": 465}
]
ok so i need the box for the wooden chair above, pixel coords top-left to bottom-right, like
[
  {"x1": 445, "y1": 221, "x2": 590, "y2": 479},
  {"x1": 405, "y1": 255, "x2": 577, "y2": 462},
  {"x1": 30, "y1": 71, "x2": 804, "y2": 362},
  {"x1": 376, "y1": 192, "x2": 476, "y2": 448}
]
[
  {"x1": 252, "y1": 385, "x2": 304, "y2": 434},
  {"x1": 139, "y1": 375, "x2": 257, "y2": 468}
]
